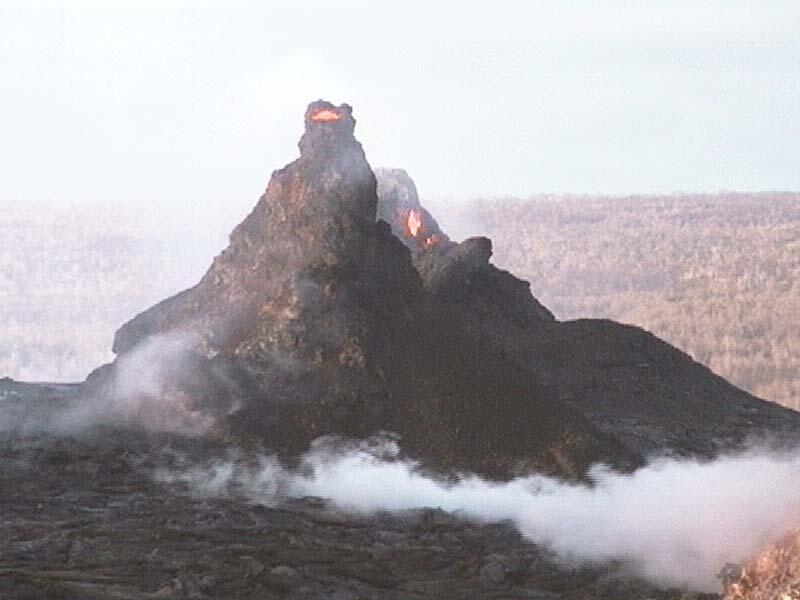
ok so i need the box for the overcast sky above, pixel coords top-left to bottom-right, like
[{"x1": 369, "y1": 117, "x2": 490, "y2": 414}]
[{"x1": 1, "y1": 0, "x2": 799, "y2": 207}]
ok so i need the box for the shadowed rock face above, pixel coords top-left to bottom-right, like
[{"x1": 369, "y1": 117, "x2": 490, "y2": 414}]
[
  {"x1": 374, "y1": 168, "x2": 555, "y2": 328},
  {"x1": 9, "y1": 100, "x2": 800, "y2": 600},
  {"x1": 91, "y1": 100, "x2": 800, "y2": 480},
  {"x1": 113, "y1": 100, "x2": 384, "y2": 360},
  {"x1": 374, "y1": 167, "x2": 449, "y2": 250},
  {"x1": 95, "y1": 101, "x2": 636, "y2": 479},
  {"x1": 373, "y1": 167, "x2": 800, "y2": 463},
  {"x1": 0, "y1": 422, "x2": 716, "y2": 600}
]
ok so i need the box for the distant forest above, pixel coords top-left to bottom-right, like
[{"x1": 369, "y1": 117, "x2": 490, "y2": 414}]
[
  {"x1": 474, "y1": 192, "x2": 800, "y2": 409},
  {"x1": 0, "y1": 203, "x2": 218, "y2": 382},
  {"x1": 3, "y1": 193, "x2": 799, "y2": 411}
]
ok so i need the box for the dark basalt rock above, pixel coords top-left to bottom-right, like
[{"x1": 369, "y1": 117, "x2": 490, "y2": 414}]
[
  {"x1": 373, "y1": 168, "x2": 800, "y2": 462},
  {"x1": 87, "y1": 100, "x2": 800, "y2": 481},
  {"x1": 0, "y1": 427, "x2": 716, "y2": 600},
  {"x1": 374, "y1": 167, "x2": 449, "y2": 250},
  {"x1": 374, "y1": 167, "x2": 555, "y2": 328},
  {"x1": 411, "y1": 235, "x2": 556, "y2": 327},
  {"x1": 88, "y1": 101, "x2": 637, "y2": 480},
  {"x1": 8, "y1": 99, "x2": 800, "y2": 599},
  {"x1": 113, "y1": 100, "x2": 384, "y2": 360}
]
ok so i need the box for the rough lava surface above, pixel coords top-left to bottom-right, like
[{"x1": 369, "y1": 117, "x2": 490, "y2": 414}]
[
  {"x1": 5, "y1": 100, "x2": 800, "y2": 599},
  {"x1": 97, "y1": 100, "x2": 640, "y2": 479},
  {"x1": 98, "y1": 100, "x2": 800, "y2": 480}
]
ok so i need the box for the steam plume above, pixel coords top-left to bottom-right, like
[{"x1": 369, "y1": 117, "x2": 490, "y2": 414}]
[
  {"x1": 156, "y1": 438, "x2": 800, "y2": 592},
  {"x1": 4, "y1": 335, "x2": 799, "y2": 593},
  {"x1": 0, "y1": 331, "x2": 220, "y2": 436}
]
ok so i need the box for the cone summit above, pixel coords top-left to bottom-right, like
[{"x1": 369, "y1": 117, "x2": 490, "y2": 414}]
[{"x1": 90, "y1": 100, "x2": 800, "y2": 480}]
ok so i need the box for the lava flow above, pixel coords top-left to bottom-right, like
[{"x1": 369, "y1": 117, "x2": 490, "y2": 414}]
[
  {"x1": 424, "y1": 235, "x2": 441, "y2": 248},
  {"x1": 405, "y1": 209, "x2": 423, "y2": 238},
  {"x1": 311, "y1": 109, "x2": 342, "y2": 122}
]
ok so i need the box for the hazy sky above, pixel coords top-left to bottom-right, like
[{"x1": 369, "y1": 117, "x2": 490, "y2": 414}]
[{"x1": 1, "y1": 1, "x2": 799, "y2": 206}]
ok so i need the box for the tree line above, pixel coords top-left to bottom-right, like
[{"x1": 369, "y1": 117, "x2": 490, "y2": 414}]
[{"x1": 473, "y1": 192, "x2": 800, "y2": 409}]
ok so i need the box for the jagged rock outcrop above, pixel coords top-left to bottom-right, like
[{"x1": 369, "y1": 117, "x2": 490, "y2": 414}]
[
  {"x1": 723, "y1": 529, "x2": 800, "y2": 600},
  {"x1": 374, "y1": 167, "x2": 448, "y2": 251},
  {"x1": 374, "y1": 168, "x2": 555, "y2": 327},
  {"x1": 92, "y1": 100, "x2": 800, "y2": 480},
  {"x1": 96, "y1": 101, "x2": 634, "y2": 479},
  {"x1": 373, "y1": 168, "x2": 800, "y2": 461}
]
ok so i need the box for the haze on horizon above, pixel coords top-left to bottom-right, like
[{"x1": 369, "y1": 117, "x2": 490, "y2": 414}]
[{"x1": 1, "y1": 0, "x2": 799, "y2": 208}]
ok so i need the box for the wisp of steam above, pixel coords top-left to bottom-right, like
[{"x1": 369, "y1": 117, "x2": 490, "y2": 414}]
[
  {"x1": 0, "y1": 331, "x2": 220, "y2": 436},
  {"x1": 3, "y1": 330, "x2": 800, "y2": 592},
  {"x1": 156, "y1": 437, "x2": 800, "y2": 591}
]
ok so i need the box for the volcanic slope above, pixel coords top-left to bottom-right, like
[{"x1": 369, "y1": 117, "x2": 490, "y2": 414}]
[
  {"x1": 97, "y1": 100, "x2": 800, "y2": 479},
  {"x1": 374, "y1": 167, "x2": 800, "y2": 461}
]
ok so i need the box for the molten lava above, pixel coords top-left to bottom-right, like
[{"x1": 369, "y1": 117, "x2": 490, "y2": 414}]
[
  {"x1": 311, "y1": 109, "x2": 342, "y2": 122},
  {"x1": 424, "y1": 235, "x2": 441, "y2": 248},
  {"x1": 406, "y1": 209, "x2": 423, "y2": 238}
]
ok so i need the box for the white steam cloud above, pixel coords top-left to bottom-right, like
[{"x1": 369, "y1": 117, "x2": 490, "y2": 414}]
[
  {"x1": 4, "y1": 333, "x2": 799, "y2": 593},
  {"x1": 104, "y1": 330, "x2": 220, "y2": 435},
  {"x1": 157, "y1": 438, "x2": 800, "y2": 592},
  {"x1": 0, "y1": 331, "x2": 222, "y2": 436}
]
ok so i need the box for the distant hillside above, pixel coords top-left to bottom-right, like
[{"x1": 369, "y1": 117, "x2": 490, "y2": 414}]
[
  {"x1": 471, "y1": 192, "x2": 800, "y2": 409},
  {"x1": 0, "y1": 203, "x2": 228, "y2": 381},
  {"x1": 4, "y1": 193, "x2": 800, "y2": 411}
]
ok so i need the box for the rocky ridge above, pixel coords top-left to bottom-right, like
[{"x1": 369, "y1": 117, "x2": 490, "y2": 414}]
[
  {"x1": 90, "y1": 100, "x2": 800, "y2": 480},
  {"x1": 4, "y1": 100, "x2": 800, "y2": 598}
]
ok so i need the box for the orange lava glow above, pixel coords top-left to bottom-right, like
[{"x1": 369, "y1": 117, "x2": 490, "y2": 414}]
[
  {"x1": 311, "y1": 109, "x2": 342, "y2": 122},
  {"x1": 406, "y1": 209, "x2": 423, "y2": 237},
  {"x1": 424, "y1": 235, "x2": 440, "y2": 248}
]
